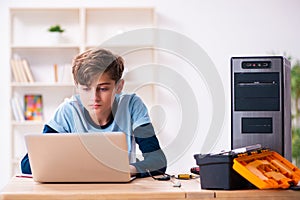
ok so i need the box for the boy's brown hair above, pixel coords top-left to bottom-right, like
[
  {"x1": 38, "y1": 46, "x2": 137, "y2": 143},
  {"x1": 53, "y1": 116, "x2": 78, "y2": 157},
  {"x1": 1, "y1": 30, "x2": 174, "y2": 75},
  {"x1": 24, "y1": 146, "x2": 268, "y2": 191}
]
[{"x1": 72, "y1": 48, "x2": 124, "y2": 87}]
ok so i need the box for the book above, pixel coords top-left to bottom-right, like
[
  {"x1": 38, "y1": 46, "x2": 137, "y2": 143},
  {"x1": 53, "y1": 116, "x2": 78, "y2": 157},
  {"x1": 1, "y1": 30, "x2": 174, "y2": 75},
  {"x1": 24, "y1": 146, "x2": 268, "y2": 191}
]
[
  {"x1": 59, "y1": 64, "x2": 73, "y2": 83},
  {"x1": 54, "y1": 64, "x2": 58, "y2": 82},
  {"x1": 24, "y1": 94, "x2": 43, "y2": 121},
  {"x1": 10, "y1": 58, "x2": 35, "y2": 83},
  {"x1": 15, "y1": 59, "x2": 27, "y2": 82},
  {"x1": 11, "y1": 96, "x2": 25, "y2": 121},
  {"x1": 11, "y1": 97, "x2": 24, "y2": 122},
  {"x1": 10, "y1": 98, "x2": 19, "y2": 121},
  {"x1": 22, "y1": 59, "x2": 35, "y2": 83},
  {"x1": 10, "y1": 59, "x2": 21, "y2": 82}
]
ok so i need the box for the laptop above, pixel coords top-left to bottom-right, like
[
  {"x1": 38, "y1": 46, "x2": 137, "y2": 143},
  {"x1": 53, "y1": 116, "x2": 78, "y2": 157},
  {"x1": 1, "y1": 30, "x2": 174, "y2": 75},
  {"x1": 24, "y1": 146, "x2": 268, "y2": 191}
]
[{"x1": 25, "y1": 132, "x2": 135, "y2": 183}]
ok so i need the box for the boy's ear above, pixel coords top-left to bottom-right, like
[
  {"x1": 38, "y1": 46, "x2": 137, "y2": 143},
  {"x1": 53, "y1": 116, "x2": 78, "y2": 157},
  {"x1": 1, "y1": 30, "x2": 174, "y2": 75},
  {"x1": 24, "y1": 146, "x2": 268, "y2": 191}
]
[
  {"x1": 75, "y1": 83, "x2": 79, "y2": 92},
  {"x1": 116, "y1": 79, "x2": 124, "y2": 94}
]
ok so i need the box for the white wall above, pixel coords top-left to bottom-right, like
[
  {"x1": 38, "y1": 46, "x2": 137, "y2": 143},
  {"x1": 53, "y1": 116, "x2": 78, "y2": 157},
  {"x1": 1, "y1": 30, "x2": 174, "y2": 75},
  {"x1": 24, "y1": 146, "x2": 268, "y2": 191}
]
[{"x1": 1, "y1": 0, "x2": 300, "y2": 189}]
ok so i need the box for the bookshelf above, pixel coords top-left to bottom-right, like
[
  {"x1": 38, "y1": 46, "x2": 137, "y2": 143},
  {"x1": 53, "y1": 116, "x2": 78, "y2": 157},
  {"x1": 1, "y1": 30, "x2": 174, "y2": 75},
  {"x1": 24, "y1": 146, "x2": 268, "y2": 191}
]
[{"x1": 9, "y1": 7, "x2": 155, "y2": 175}]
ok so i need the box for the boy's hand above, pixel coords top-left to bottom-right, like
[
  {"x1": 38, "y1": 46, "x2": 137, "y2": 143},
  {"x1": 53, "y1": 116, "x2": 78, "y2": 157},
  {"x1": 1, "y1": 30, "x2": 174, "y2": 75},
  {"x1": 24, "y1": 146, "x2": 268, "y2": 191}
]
[{"x1": 129, "y1": 165, "x2": 137, "y2": 176}]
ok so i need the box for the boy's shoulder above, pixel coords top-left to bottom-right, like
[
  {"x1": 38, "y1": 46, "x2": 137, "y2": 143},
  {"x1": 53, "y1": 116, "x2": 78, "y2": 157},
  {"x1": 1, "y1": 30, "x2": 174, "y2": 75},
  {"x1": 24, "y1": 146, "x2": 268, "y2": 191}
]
[
  {"x1": 117, "y1": 92, "x2": 141, "y2": 102},
  {"x1": 60, "y1": 95, "x2": 81, "y2": 105},
  {"x1": 56, "y1": 94, "x2": 83, "y2": 111},
  {"x1": 117, "y1": 92, "x2": 133, "y2": 99}
]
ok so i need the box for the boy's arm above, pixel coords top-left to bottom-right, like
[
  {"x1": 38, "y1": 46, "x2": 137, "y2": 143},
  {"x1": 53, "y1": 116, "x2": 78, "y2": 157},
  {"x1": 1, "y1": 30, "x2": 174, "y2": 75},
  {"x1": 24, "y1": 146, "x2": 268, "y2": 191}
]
[
  {"x1": 131, "y1": 123, "x2": 167, "y2": 178},
  {"x1": 20, "y1": 125, "x2": 58, "y2": 174},
  {"x1": 20, "y1": 153, "x2": 31, "y2": 174}
]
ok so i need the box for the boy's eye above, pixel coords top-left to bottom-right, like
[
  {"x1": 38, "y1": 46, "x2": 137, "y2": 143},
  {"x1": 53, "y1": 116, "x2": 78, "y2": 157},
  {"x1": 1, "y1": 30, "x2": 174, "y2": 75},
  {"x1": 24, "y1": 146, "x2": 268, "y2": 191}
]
[
  {"x1": 97, "y1": 87, "x2": 109, "y2": 92},
  {"x1": 82, "y1": 87, "x2": 91, "y2": 91}
]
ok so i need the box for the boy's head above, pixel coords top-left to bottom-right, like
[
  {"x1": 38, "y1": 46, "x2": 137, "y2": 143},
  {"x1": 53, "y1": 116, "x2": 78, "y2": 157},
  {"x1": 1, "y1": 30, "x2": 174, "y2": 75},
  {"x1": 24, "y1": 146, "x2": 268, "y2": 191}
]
[
  {"x1": 72, "y1": 48, "x2": 125, "y2": 123},
  {"x1": 72, "y1": 48, "x2": 124, "y2": 87}
]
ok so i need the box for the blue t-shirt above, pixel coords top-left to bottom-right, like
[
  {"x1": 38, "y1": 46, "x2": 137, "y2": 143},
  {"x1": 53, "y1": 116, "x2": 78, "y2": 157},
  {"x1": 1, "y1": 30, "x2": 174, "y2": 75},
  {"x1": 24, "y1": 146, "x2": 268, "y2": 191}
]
[{"x1": 46, "y1": 92, "x2": 151, "y2": 163}]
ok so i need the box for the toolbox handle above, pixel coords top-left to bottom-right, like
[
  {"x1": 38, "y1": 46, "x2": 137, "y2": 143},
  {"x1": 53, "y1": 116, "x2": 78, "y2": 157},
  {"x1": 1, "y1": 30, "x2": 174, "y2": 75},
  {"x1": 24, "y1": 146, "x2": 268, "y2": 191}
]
[{"x1": 210, "y1": 144, "x2": 262, "y2": 156}]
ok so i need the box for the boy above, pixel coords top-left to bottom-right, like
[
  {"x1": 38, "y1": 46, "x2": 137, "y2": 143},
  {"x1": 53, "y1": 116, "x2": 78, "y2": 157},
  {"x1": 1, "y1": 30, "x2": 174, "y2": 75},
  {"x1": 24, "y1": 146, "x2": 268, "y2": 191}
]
[{"x1": 21, "y1": 48, "x2": 167, "y2": 177}]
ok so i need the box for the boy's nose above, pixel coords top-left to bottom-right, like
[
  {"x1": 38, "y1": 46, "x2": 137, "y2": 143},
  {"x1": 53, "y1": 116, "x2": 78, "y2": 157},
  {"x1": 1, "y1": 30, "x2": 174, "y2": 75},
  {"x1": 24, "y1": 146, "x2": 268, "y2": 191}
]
[{"x1": 90, "y1": 88, "x2": 101, "y2": 100}]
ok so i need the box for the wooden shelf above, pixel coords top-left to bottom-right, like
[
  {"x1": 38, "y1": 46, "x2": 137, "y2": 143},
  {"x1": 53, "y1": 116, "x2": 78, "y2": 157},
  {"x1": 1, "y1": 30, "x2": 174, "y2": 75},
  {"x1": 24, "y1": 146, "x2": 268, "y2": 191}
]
[
  {"x1": 11, "y1": 82, "x2": 74, "y2": 87},
  {"x1": 11, "y1": 120, "x2": 44, "y2": 126},
  {"x1": 11, "y1": 44, "x2": 80, "y2": 49}
]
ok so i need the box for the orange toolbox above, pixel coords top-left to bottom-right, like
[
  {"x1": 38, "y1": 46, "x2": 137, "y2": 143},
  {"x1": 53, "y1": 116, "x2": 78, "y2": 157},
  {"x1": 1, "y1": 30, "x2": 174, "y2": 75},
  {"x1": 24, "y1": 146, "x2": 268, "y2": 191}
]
[{"x1": 233, "y1": 149, "x2": 300, "y2": 189}]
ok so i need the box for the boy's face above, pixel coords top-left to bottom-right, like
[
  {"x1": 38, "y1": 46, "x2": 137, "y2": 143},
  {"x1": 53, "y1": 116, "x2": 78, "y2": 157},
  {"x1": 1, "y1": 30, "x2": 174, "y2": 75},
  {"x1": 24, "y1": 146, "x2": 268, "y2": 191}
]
[{"x1": 77, "y1": 72, "x2": 123, "y2": 124}]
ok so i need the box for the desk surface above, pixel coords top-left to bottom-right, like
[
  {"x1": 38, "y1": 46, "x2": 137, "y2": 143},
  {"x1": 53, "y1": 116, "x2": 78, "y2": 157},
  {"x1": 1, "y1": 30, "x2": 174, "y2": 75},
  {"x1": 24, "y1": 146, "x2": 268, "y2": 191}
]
[
  {"x1": 1, "y1": 176, "x2": 299, "y2": 200},
  {"x1": 0, "y1": 176, "x2": 211, "y2": 200}
]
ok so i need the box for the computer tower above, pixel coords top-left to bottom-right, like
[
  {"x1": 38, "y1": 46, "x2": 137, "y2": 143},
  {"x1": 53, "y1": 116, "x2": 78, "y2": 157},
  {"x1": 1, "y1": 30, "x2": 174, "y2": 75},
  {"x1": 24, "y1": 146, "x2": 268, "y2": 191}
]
[{"x1": 231, "y1": 56, "x2": 291, "y2": 160}]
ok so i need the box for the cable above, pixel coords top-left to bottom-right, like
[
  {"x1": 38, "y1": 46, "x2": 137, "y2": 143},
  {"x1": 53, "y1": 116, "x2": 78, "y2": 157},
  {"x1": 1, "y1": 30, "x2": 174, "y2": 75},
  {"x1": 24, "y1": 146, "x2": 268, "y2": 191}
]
[
  {"x1": 146, "y1": 169, "x2": 171, "y2": 181},
  {"x1": 146, "y1": 169, "x2": 181, "y2": 187}
]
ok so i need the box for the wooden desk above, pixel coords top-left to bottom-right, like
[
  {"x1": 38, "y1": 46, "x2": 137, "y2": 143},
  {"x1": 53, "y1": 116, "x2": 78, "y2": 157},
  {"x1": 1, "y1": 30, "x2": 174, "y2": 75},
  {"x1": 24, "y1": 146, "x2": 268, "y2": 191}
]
[
  {"x1": 0, "y1": 176, "x2": 213, "y2": 200},
  {"x1": 182, "y1": 179, "x2": 300, "y2": 200},
  {"x1": 1, "y1": 176, "x2": 299, "y2": 200},
  {"x1": 213, "y1": 189, "x2": 300, "y2": 200}
]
